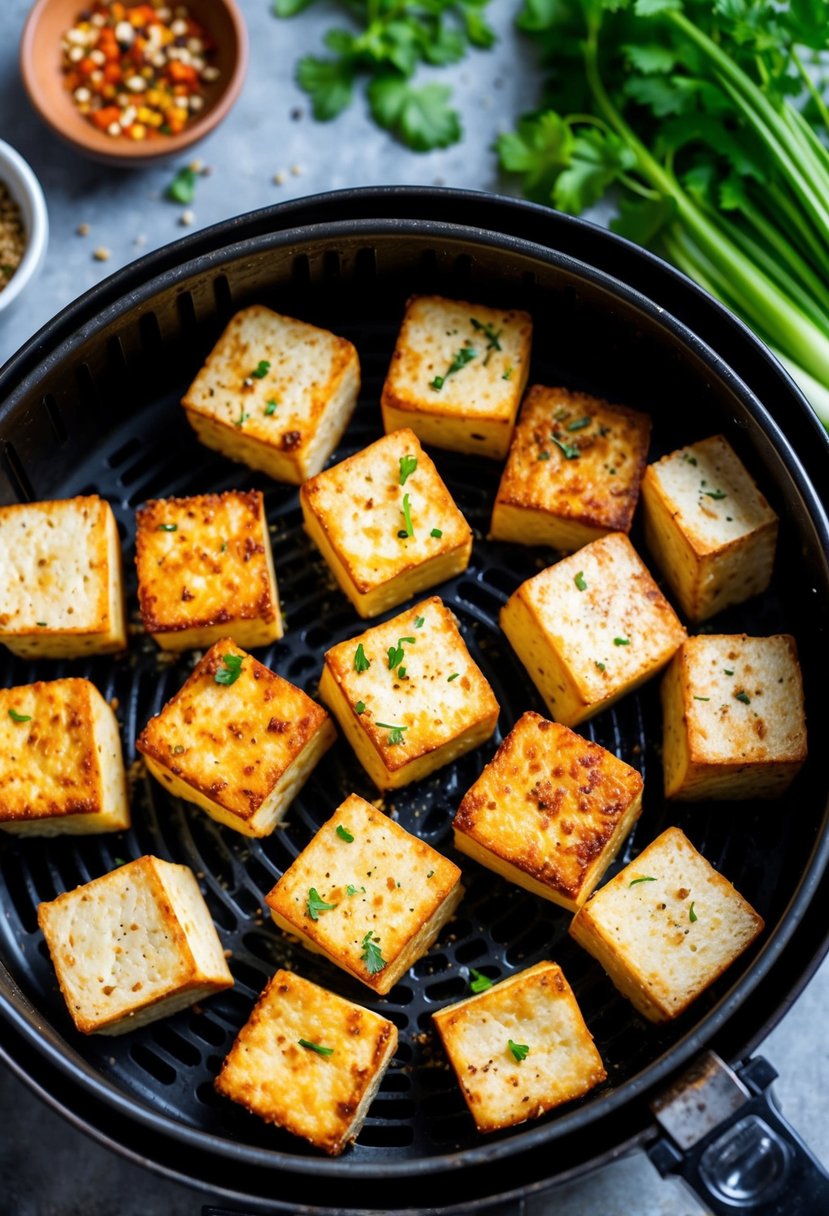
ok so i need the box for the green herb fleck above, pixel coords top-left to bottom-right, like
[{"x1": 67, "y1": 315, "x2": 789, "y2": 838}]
[
  {"x1": 361, "y1": 931, "x2": 386, "y2": 974},
  {"x1": 554, "y1": 408, "x2": 569, "y2": 422},
  {"x1": 172, "y1": 744, "x2": 185, "y2": 755},
  {"x1": 355, "y1": 700, "x2": 366, "y2": 715},
  {"x1": 35, "y1": 621, "x2": 47, "y2": 627},
  {"x1": 375, "y1": 721, "x2": 407, "y2": 745},
  {"x1": 735, "y1": 690, "x2": 751, "y2": 705},
  {"x1": 251, "y1": 360, "x2": 271, "y2": 379},
  {"x1": 354, "y1": 643, "x2": 370, "y2": 673},
  {"x1": 614, "y1": 637, "x2": 630, "y2": 646},
  {"x1": 264, "y1": 399, "x2": 278, "y2": 416},
  {"x1": 113, "y1": 857, "x2": 127, "y2": 866},
  {"x1": 595, "y1": 660, "x2": 606, "y2": 672},
  {"x1": 537, "y1": 450, "x2": 551, "y2": 461},
  {"x1": 214, "y1": 653, "x2": 243, "y2": 685},
  {"x1": 400, "y1": 492, "x2": 414, "y2": 538},
  {"x1": 167, "y1": 166, "x2": 198, "y2": 204},
  {"x1": 550, "y1": 434, "x2": 580, "y2": 459},
  {"x1": 399, "y1": 454, "x2": 418, "y2": 486},
  {"x1": 431, "y1": 346, "x2": 476, "y2": 390},
  {"x1": 694, "y1": 696, "x2": 711, "y2": 701},
  {"x1": 469, "y1": 968, "x2": 494, "y2": 994},
  {"x1": 346, "y1": 884, "x2": 366, "y2": 897},
  {"x1": 574, "y1": 571, "x2": 587, "y2": 592},
  {"x1": 502, "y1": 366, "x2": 513, "y2": 380},
  {"x1": 702, "y1": 488, "x2": 727, "y2": 500},
  {"x1": 234, "y1": 409, "x2": 250, "y2": 428},
  {"x1": 508, "y1": 1040, "x2": 529, "y2": 1062},
  {"x1": 430, "y1": 527, "x2": 443, "y2": 538},
  {"x1": 426, "y1": 870, "x2": 434, "y2": 878},
  {"x1": 566, "y1": 416, "x2": 591, "y2": 432},
  {"x1": 388, "y1": 637, "x2": 416, "y2": 673},
  {"x1": 307, "y1": 888, "x2": 338, "y2": 921},
  {"x1": 7, "y1": 708, "x2": 31, "y2": 723},
  {"x1": 220, "y1": 541, "x2": 228, "y2": 553},
  {"x1": 628, "y1": 876, "x2": 656, "y2": 887},
  {"x1": 336, "y1": 825, "x2": 354, "y2": 843},
  {"x1": 682, "y1": 453, "x2": 698, "y2": 466},
  {"x1": 447, "y1": 672, "x2": 459, "y2": 682},
  {"x1": 298, "y1": 1038, "x2": 334, "y2": 1056},
  {"x1": 157, "y1": 523, "x2": 178, "y2": 532},
  {"x1": 724, "y1": 668, "x2": 734, "y2": 676},
  {"x1": 415, "y1": 616, "x2": 425, "y2": 629},
  {"x1": 469, "y1": 316, "x2": 502, "y2": 362},
  {"x1": 689, "y1": 902, "x2": 698, "y2": 923}
]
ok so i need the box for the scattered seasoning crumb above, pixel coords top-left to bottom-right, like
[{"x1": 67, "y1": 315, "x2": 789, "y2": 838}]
[
  {"x1": 93, "y1": 246, "x2": 111, "y2": 261},
  {"x1": 134, "y1": 233, "x2": 147, "y2": 247},
  {"x1": 273, "y1": 170, "x2": 287, "y2": 185},
  {"x1": 76, "y1": 222, "x2": 90, "y2": 236},
  {"x1": 179, "y1": 209, "x2": 195, "y2": 226},
  {"x1": 0, "y1": 183, "x2": 25, "y2": 291},
  {"x1": 290, "y1": 163, "x2": 304, "y2": 176}
]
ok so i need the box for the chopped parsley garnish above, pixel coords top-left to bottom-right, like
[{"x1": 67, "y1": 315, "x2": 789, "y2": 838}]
[
  {"x1": 234, "y1": 409, "x2": 250, "y2": 428},
  {"x1": 503, "y1": 366, "x2": 514, "y2": 380},
  {"x1": 595, "y1": 660, "x2": 606, "y2": 672},
  {"x1": 354, "y1": 643, "x2": 371, "y2": 673},
  {"x1": 689, "y1": 902, "x2": 698, "y2": 923},
  {"x1": 361, "y1": 931, "x2": 386, "y2": 974},
  {"x1": 7, "y1": 709, "x2": 31, "y2": 723},
  {"x1": 375, "y1": 721, "x2": 407, "y2": 745},
  {"x1": 734, "y1": 690, "x2": 751, "y2": 704},
  {"x1": 298, "y1": 1038, "x2": 334, "y2": 1056},
  {"x1": 574, "y1": 571, "x2": 587, "y2": 591},
  {"x1": 398, "y1": 666, "x2": 408, "y2": 679},
  {"x1": 307, "y1": 888, "x2": 338, "y2": 921},
  {"x1": 399, "y1": 454, "x2": 418, "y2": 485},
  {"x1": 702, "y1": 488, "x2": 727, "y2": 500},
  {"x1": 415, "y1": 616, "x2": 425, "y2": 629},
  {"x1": 214, "y1": 653, "x2": 243, "y2": 685},
  {"x1": 264, "y1": 399, "x2": 278, "y2": 416},
  {"x1": 550, "y1": 434, "x2": 580, "y2": 459},
  {"x1": 336, "y1": 825, "x2": 354, "y2": 842},
  {"x1": 537, "y1": 450, "x2": 551, "y2": 461},
  {"x1": 172, "y1": 744, "x2": 185, "y2": 755},
  {"x1": 598, "y1": 424, "x2": 611, "y2": 437},
  {"x1": 251, "y1": 360, "x2": 271, "y2": 379},
  {"x1": 431, "y1": 346, "x2": 476, "y2": 390},
  {"x1": 157, "y1": 523, "x2": 178, "y2": 532},
  {"x1": 724, "y1": 668, "x2": 734, "y2": 676},
  {"x1": 469, "y1": 316, "x2": 502, "y2": 362},
  {"x1": 400, "y1": 492, "x2": 414, "y2": 539},
  {"x1": 694, "y1": 696, "x2": 711, "y2": 701},
  {"x1": 430, "y1": 527, "x2": 443, "y2": 538},
  {"x1": 613, "y1": 637, "x2": 630, "y2": 646},
  {"x1": 355, "y1": 700, "x2": 366, "y2": 714},
  {"x1": 167, "y1": 165, "x2": 198, "y2": 204},
  {"x1": 508, "y1": 1040, "x2": 530, "y2": 1062},
  {"x1": 447, "y1": 672, "x2": 460, "y2": 682},
  {"x1": 554, "y1": 407, "x2": 569, "y2": 421},
  {"x1": 35, "y1": 621, "x2": 47, "y2": 627},
  {"x1": 682, "y1": 453, "x2": 698, "y2": 466},
  {"x1": 566, "y1": 416, "x2": 591, "y2": 431},
  {"x1": 628, "y1": 876, "x2": 656, "y2": 887},
  {"x1": 426, "y1": 870, "x2": 434, "y2": 878},
  {"x1": 388, "y1": 637, "x2": 416, "y2": 673},
  {"x1": 469, "y1": 968, "x2": 493, "y2": 994},
  {"x1": 346, "y1": 884, "x2": 366, "y2": 896},
  {"x1": 220, "y1": 541, "x2": 227, "y2": 553}
]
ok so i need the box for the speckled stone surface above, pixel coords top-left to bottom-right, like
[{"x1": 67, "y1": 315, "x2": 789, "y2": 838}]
[{"x1": 0, "y1": 0, "x2": 828, "y2": 1212}]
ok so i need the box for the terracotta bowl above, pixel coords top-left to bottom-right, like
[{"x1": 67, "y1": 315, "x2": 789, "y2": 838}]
[{"x1": 20, "y1": 0, "x2": 248, "y2": 166}]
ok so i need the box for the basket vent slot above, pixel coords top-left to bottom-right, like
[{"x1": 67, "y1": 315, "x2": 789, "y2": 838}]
[
  {"x1": 42, "y1": 394, "x2": 68, "y2": 447},
  {"x1": 212, "y1": 273, "x2": 233, "y2": 319},
  {"x1": 357, "y1": 1121, "x2": 415, "y2": 1148},
  {"x1": 130, "y1": 1042, "x2": 177, "y2": 1086},
  {"x1": 0, "y1": 440, "x2": 34, "y2": 502},
  {"x1": 177, "y1": 290, "x2": 198, "y2": 333}
]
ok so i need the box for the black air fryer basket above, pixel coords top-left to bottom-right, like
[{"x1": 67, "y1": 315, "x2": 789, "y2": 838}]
[{"x1": 1, "y1": 188, "x2": 828, "y2": 1215}]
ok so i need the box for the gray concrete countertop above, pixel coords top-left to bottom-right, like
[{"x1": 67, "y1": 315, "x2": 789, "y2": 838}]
[{"x1": 1, "y1": 1, "x2": 828, "y2": 1212}]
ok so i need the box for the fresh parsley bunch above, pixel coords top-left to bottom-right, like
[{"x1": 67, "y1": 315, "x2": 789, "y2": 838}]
[
  {"x1": 274, "y1": 0, "x2": 496, "y2": 151},
  {"x1": 498, "y1": 0, "x2": 829, "y2": 426}
]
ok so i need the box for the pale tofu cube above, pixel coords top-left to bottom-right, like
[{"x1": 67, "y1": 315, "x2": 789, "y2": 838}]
[
  {"x1": 641, "y1": 434, "x2": 778, "y2": 622},
  {"x1": 215, "y1": 969, "x2": 397, "y2": 1155},
  {"x1": 662, "y1": 634, "x2": 807, "y2": 800},
  {"x1": 569, "y1": 827, "x2": 764, "y2": 1022},
  {"x1": 380, "y1": 295, "x2": 532, "y2": 459},
  {"x1": 490, "y1": 385, "x2": 651, "y2": 552},
  {"x1": 0, "y1": 678, "x2": 130, "y2": 836},
  {"x1": 37, "y1": 855, "x2": 233, "y2": 1035},
  {"x1": 182, "y1": 305, "x2": 360, "y2": 485},
  {"x1": 300, "y1": 428, "x2": 472, "y2": 619},
  {"x1": 137, "y1": 639, "x2": 335, "y2": 837},
  {"x1": 0, "y1": 495, "x2": 126, "y2": 659},
  {"x1": 453, "y1": 711, "x2": 643, "y2": 911},
  {"x1": 432, "y1": 961, "x2": 605, "y2": 1133},
  {"x1": 135, "y1": 490, "x2": 283, "y2": 651},
  {"x1": 265, "y1": 793, "x2": 463, "y2": 995},
  {"x1": 500, "y1": 532, "x2": 686, "y2": 727},
  {"x1": 319, "y1": 596, "x2": 499, "y2": 790}
]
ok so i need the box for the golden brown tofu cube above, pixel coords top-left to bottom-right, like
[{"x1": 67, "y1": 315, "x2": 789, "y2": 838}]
[
  {"x1": 641, "y1": 434, "x2": 778, "y2": 622},
  {"x1": 265, "y1": 792, "x2": 463, "y2": 995},
  {"x1": 38, "y1": 855, "x2": 233, "y2": 1035},
  {"x1": 432, "y1": 961, "x2": 605, "y2": 1133},
  {"x1": 0, "y1": 495, "x2": 126, "y2": 659},
  {"x1": 137, "y1": 639, "x2": 335, "y2": 837},
  {"x1": 662, "y1": 634, "x2": 807, "y2": 800},
  {"x1": 135, "y1": 490, "x2": 283, "y2": 652},
  {"x1": 215, "y1": 969, "x2": 397, "y2": 1155},
  {"x1": 300, "y1": 427, "x2": 472, "y2": 619},
  {"x1": 381, "y1": 295, "x2": 532, "y2": 459},
  {"x1": 319, "y1": 596, "x2": 499, "y2": 790},
  {"x1": 500, "y1": 532, "x2": 686, "y2": 727},
  {"x1": 490, "y1": 385, "x2": 651, "y2": 552},
  {"x1": 570, "y1": 827, "x2": 764, "y2": 1022},
  {"x1": 0, "y1": 678, "x2": 130, "y2": 836},
  {"x1": 181, "y1": 305, "x2": 360, "y2": 485},
  {"x1": 453, "y1": 711, "x2": 643, "y2": 911}
]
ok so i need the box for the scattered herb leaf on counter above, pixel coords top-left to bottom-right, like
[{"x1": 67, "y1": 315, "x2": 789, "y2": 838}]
[
  {"x1": 167, "y1": 167, "x2": 199, "y2": 205},
  {"x1": 275, "y1": 0, "x2": 496, "y2": 150},
  {"x1": 498, "y1": 0, "x2": 829, "y2": 427}
]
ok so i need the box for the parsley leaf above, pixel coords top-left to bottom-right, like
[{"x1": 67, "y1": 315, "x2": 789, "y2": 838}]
[
  {"x1": 296, "y1": 55, "x2": 356, "y2": 120},
  {"x1": 347, "y1": 884, "x2": 366, "y2": 896},
  {"x1": 574, "y1": 571, "x2": 587, "y2": 591},
  {"x1": 689, "y1": 901, "x2": 698, "y2": 923},
  {"x1": 265, "y1": 399, "x2": 279, "y2": 415},
  {"x1": 401, "y1": 492, "x2": 414, "y2": 538},
  {"x1": 336, "y1": 825, "x2": 354, "y2": 842},
  {"x1": 355, "y1": 700, "x2": 366, "y2": 714},
  {"x1": 251, "y1": 360, "x2": 271, "y2": 379},
  {"x1": 214, "y1": 653, "x2": 243, "y2": 685},
  {"x1": 8, "y1": 708, "x2": 32, "y2": 723},
  {"x1": 735, "y1": 690, "x2": 751, "y2": 705},
  {"x1": 388, "y1": 636, "x2": 415, "y2": 673},
  {"x1": 508, "y1": 1039, "x2": 530, "y2": 1062},
  {"x1": 167, "y1": 166, "x2": 198, "y2": 204},
  {"x1": 469, "y1": 968, "x2": 494, "y2": 993},
  {"x1": 298, "y1": 1038, "x2": 334, "y2": 1056},
  {"x1": 550, "y1": 434, "x2": 580, "y2": 459},
  {"x1": 361, "y1": 930, "x2": 386, "y2": 974},
  {"x1": 375, "y1": 721, "x2": 407, "y2": 745},
  {"x1": 354, "y1": 643, "x2": 371, "y2": 673},
  {"x1": 430, "y1": 527, "x2": 443, "y2": 538},
  {"x1": 368, "y1": 76, "x2": 461, "y2": 152},
  {"x1": 399, "y1": 454, "x2": 418, "y2": 485},
  {"x1": 431, "y1": 345, "x2": 477, "y2": 390},
  {"x1": 307, "y1": 888, "x2": 338, "y2": 921}
]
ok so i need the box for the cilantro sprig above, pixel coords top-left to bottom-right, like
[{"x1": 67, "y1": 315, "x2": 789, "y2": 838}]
[
  {"x1": 508, "y1": 1039, "x2": 529, "y2": 1062},
  {"x1": 307, "y1": 888, "x2": 338, "y2": 921},
  {"x1": 361, "y1": 930, "x2": 386, "y2": 974},
  {"x1": 431, "y1": 346, "x2": 477, "y2": 390},
  {"x1": 214, "y1": 654, "x2": 243, "y2": 685}
]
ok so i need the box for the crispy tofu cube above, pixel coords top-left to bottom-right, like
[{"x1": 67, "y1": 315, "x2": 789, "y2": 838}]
[
  {"x1": 181, "y1": 305, "x2": 360, "y2": 485},
  {"x1": 0, "y1": 678, "x2": 130, "y2": 836},
  {"x1": 432, "y1": 961, "x2": 605, "y2": 1133},
  {"x1": 380, "y1": 295, "x2": 532, "y2": 459},
  {"x1": 137, "y1": 639, "x2": 335, "y2": 837},
  {"x1": 135, "y1": 490, "x2": 283, "y2": 652},
  {"x1": 453, "y1": 711, "x2": 643, "y2": 911},
  {"x1": 215, "y1": 969, "x2": 397, "y2": 1155},
  {"x1": 500, "y1": 533, "x2": 686, "y2": 727},
  {"x1": 265, "y1": 793, "x2": 463, "y2": 995},
  {"x1": 662, "y1": 634, "x2": 807, "y2": 800},
  {"x1": 319, "y1": 596, "x2": 499, "y2": 790},
  {"x1": 0, "y1": 495, "x2": 126, "y2": 659},
  {"x1": 300, "y1": 428, "x2": 472, "y2": 619},
  {"x1": 37, "y1": 855, "x2": 233, "y2": 1035},
  {"x1": 490, "y1": 385, "x2": 651, "y2": 552},
  {"x1": 641, "y1": 434, "x2": 778, "y2": 622},
  {"x1": 570, "y1": 827, "x2": 764, "y2": 1022}
]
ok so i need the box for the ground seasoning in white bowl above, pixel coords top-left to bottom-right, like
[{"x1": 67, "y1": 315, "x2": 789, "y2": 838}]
[{"x1": 0, "y1": 181, "x2": 26, "y2": 293}]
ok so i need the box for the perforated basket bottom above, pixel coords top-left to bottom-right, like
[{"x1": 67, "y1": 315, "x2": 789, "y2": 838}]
[{"x1": 0, "y1": 246, "x2": 817, "y2": 1169}]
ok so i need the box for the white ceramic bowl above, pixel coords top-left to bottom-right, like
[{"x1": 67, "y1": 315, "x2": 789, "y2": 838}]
[{"x1": 0, "y1": 140, "x2": 48, "y2": 314}]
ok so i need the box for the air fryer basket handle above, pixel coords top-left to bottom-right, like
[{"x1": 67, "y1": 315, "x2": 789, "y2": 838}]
[{"x1": 649, "y1": 1056, "x2": 829, "y2": 1215}]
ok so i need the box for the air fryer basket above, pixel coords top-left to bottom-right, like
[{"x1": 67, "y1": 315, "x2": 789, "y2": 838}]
[{"x1": 1, "y1": 189, "x2": 828, "y2": 1214}]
